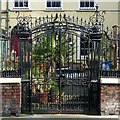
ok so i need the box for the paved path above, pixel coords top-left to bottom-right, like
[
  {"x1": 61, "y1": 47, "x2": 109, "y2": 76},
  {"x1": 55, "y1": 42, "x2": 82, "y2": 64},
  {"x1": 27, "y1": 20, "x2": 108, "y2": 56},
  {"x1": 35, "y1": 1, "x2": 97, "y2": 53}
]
[
  {"x1": 1, "y1": 114, "x2": 119, "y2": 120},
  {"x1": 1, "y1": 118, "x2": 119, "y2": 120}
]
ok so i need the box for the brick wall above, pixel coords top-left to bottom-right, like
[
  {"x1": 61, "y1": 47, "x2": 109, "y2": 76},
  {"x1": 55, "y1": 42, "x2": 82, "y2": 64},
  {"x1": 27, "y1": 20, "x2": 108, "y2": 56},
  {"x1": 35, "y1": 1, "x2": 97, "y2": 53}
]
[
  {"x1": 0, "y1": 78, "x2": 21, "y2": 117},
  {"x1": 101, "y1": 84, "x2": 120, "y2": 115}
]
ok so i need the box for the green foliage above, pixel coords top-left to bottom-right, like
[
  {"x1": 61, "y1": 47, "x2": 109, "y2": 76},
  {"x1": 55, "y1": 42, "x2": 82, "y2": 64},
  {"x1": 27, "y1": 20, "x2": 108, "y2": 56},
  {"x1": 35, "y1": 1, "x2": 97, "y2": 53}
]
[
  {"x1": 32, "y1": 31, "x2": 73, "y2": 65},
  {"x1": 101, "y1": 34, "x2": 112, "y2": 62},
  {"x1": 32, "y1": 31, "x2": 74, "y2": 95},
  {"x1": 48, "y1": 78, "x2": 59, "y2": 95}
]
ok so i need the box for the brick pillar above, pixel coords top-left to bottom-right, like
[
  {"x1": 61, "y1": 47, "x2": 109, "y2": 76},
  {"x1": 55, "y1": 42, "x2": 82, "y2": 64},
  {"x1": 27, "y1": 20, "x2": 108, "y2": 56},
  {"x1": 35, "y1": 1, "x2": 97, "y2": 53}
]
[
  {"x1": 0, "y1": 78, "x2": 21, "y2": 117},
  {"x1": 101, "y1": 78, "x2": 120, "y2": 115}
]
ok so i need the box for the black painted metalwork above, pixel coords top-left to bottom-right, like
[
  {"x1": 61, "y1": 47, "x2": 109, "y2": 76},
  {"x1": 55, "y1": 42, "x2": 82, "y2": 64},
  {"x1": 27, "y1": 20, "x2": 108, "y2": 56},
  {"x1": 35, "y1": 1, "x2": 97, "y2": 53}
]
[
  {"x1": 21, "y1": 80, "x2": 31, "y2": 113},
  {"x1": 26, "y1": 11, "x2": 103, "y2": 114},
  {"x1": 1, "y1": 4, "x2": 120, "y2": 114}
]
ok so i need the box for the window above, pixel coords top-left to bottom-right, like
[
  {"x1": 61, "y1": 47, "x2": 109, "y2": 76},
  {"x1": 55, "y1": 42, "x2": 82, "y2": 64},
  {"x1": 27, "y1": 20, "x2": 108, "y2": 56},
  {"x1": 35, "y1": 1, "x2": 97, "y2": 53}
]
[
  {"x1": 77, "y1": 39, "x2": 90, "y2": 60},
  {"x1": 46, "y1": 0, "x2": 61, "y2": 9},
  {"x1": 13, "y1": 0, "x2": 29, "y2": 9},
  {"x1": 80, "y1": 0, "x2": 95, "y2": 10}
]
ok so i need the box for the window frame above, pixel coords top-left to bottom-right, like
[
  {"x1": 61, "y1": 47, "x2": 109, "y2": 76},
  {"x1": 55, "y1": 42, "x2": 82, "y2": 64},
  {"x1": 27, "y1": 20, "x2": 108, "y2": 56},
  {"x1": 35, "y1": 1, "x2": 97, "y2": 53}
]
[
  {"x1": 13, "y1": 0, "x2": 30, "y2": 10},
  {"x1": 77, "y1": 36, "x2": 89, "y2": 61},
  {"x1": 46, "y1": 0, "x2": 62, "y2": 10},
  {"x1": 79, "y1": 0, "x2": 96, "y2": 10}
]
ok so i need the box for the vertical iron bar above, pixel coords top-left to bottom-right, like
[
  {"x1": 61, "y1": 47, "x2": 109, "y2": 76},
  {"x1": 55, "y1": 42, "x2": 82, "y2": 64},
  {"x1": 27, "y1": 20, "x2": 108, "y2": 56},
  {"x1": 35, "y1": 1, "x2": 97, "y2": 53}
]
[
  {"x1": 97, "y1": 40, "x2": 101, "y2": 115},
  {"x1": 110, "y1": 32, "x2": 112, "y2": 61},
  {"x1": 88, "y1": 37, "x2": 90, "y2": 114},
  {"x1": 71, "y1": 33, "x2": 74, "y2": 111},
  {"x1": 76, "y1": 34, "x2": 77, "y2": 69},
  {"x1": 47, "y1": 29, "x2": 50, "y2": 111},
  {"x1": 28, "y1": 36, "x2": 31, "y2": 113},
  {"x1": 58, "y1": 30, "x2": 62, "y2": 112}
]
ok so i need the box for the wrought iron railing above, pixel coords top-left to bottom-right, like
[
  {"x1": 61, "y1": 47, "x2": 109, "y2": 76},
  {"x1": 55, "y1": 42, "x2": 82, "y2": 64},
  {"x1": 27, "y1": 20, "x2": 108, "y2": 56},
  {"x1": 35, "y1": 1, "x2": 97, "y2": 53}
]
[
  {"x1": 100, "y1": 70, "x2": 120, "y2": 78},
  {"x1": 1, "y1": 69, "x2": 120, "y2": 78},
  {"x1": 0, "y1": 69, "x2": 21, "y2": 78}
]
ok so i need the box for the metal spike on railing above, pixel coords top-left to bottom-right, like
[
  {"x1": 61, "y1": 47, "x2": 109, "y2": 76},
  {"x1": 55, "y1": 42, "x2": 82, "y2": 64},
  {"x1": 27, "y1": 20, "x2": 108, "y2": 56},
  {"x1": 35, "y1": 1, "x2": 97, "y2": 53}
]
[
  {"x1": 63, "y1": 14, "x2": 66, "y2": 20},
  {"x1": 72, "y1": 16, "x2": 74, "y2": 22},
  {"x1": 30, "y1": 17, "x2": 33, "y2": 28},
  {"x1": 43, "y1": 16, "x2": 45, "y2": 23},
  {"x1": 76, "y1": 16, "x2": 78, "y2": 23},
  {"x1": 106, "y1": 26, "x2": 109, "y2": 33},
  {"x1": 60, "y1": 13, "x2": 62, "y2": 21},
  {"x1": 81, "y1": 18, "x2": 83, "y2": 25},
  {"x1": 110, "y1": 31, "x2": 113, "y2": 39},
  {"x1": 46, "y1": 15, "x2": 49, "y2": 22},
  {"x1": 51, "y1": 14, "x2": 53, "y2": 21},
  {"x1": 54, "y1": 13, "x2": 58, "y2": 21},
  {"x1": 39, "y1": 17, "x2": 41, "y2": 24},
  {"x1": 84, "y1": 20, "x2": 86, "y2": 26},
  {"x1": 35, "y1": 18, "x2": 37, "y2": 26},
  {"x1": 63, "y1": 14, "x2": 66, "y2": 18}
]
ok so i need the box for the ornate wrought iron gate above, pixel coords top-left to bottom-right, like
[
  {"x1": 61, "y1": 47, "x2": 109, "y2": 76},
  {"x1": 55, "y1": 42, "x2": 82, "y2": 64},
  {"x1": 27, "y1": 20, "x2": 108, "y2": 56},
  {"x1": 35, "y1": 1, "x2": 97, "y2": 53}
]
[
  {"x1": 6, "y1": 6, "x2": 103, "y2": 114},
  {"x1": 27, "y1": 13, "x2": 102, "y2": 114},
  {"x1": 1, "y1": 12, "x2": 102, "y2": 114}
]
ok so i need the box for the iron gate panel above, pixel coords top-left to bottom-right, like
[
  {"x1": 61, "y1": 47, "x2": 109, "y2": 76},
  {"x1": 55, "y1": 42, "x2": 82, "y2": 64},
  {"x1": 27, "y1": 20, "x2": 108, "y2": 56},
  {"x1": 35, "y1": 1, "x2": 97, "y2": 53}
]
[{"x1": 30, "y1": 14, "x2": 101, "y2": 114}]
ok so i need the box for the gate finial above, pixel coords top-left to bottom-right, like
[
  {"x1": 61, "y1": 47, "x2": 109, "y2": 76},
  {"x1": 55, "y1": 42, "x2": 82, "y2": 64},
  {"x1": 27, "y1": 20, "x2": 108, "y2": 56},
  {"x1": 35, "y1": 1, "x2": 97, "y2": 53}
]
[
  {"x1": 54, "y1": 13, "x2": 58, "y2": 21},
  {"x1": 96, "y1": 4, "x2": 99, "y2": 12},
  {"x1": 89, "y1": 4, "x2": 105, "y2": 26},
  {"x1": 63, "y1": 14, "x2": 67, "y2": 22},
  {"x1": 88, "y1": 4, "x2": 104, "y2": 40}
]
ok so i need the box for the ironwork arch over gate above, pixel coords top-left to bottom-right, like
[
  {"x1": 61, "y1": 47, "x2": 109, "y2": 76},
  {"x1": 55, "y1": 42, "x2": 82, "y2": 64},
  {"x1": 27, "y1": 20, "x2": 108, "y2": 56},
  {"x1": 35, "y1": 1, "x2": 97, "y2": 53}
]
[{"x1": 15, "y1": 7, "x2": 103, "y2": 114}]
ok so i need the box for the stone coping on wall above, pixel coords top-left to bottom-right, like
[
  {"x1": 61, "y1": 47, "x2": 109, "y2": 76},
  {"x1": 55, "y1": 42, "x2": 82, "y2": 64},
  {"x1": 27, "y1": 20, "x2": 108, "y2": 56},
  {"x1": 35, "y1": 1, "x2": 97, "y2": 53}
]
[
  {"x1": 0, "y1": 78, "x2": 21, "y2": 83},
  {"x1": 101, "y1": 78, "x2": 120, "y2": 84}
]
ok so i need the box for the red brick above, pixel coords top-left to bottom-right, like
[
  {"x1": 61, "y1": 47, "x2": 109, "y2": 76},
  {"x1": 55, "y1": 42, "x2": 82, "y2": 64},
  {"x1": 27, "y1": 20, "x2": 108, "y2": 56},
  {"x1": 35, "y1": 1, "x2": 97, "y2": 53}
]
[
  {"x1": 12, "y1": 84, "x2": 20, "y2": 87},
  {"x1": 15, "y1": 99, "x2": 19, "y2": 102},
  {"x1": 14, "y1": 89, "x2": 20, "y2": 93},
  {"x1": 5, "y1": 89, "x2": 14, "y2": 93},
  {"x1": 4, "y1": 96, "x2": 13, "y2": 99},
  {"x1": 16, "y1": 84, "x2": 20, "y2": 87},
  {"x1": 13, "y1": 93, "x2": 20, "y2": 96},
  {"x1": 2, "y1": 89, "x2": 6, "y2": 93},
  {"x1": 13, "y1": 87, "x2": 20, "y2": 90},
  {"x1": 4, "y1": 92, "x2": 12, "y2": 96}
]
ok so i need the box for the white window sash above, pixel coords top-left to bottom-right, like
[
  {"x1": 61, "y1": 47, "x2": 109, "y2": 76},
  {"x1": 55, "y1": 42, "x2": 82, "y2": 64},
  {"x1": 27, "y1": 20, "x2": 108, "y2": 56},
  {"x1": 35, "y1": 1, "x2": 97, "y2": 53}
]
[
  {"x1": 46, "y1": 0, "x2": 62, "y2": 9},
  {"x1": 13, "y1": 0, "x2": 29, "y2": 10},
  {"x1": 79, "y1": 0, "x2": 96, "y2": 10}
]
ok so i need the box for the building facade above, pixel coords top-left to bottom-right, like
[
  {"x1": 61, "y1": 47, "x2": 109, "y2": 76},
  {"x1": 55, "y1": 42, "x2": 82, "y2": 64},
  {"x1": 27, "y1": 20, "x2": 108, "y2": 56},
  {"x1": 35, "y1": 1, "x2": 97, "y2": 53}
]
[{"x1": 1, "y1": 0, "x2": 119, "y2": 29}]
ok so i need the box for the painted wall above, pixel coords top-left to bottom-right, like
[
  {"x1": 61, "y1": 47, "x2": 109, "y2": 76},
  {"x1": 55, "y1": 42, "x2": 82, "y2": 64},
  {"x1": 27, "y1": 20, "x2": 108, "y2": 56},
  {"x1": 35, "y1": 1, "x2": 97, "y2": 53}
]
[{"x1": 1, "y1": 0, "x2": 119, "y2": 29}]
